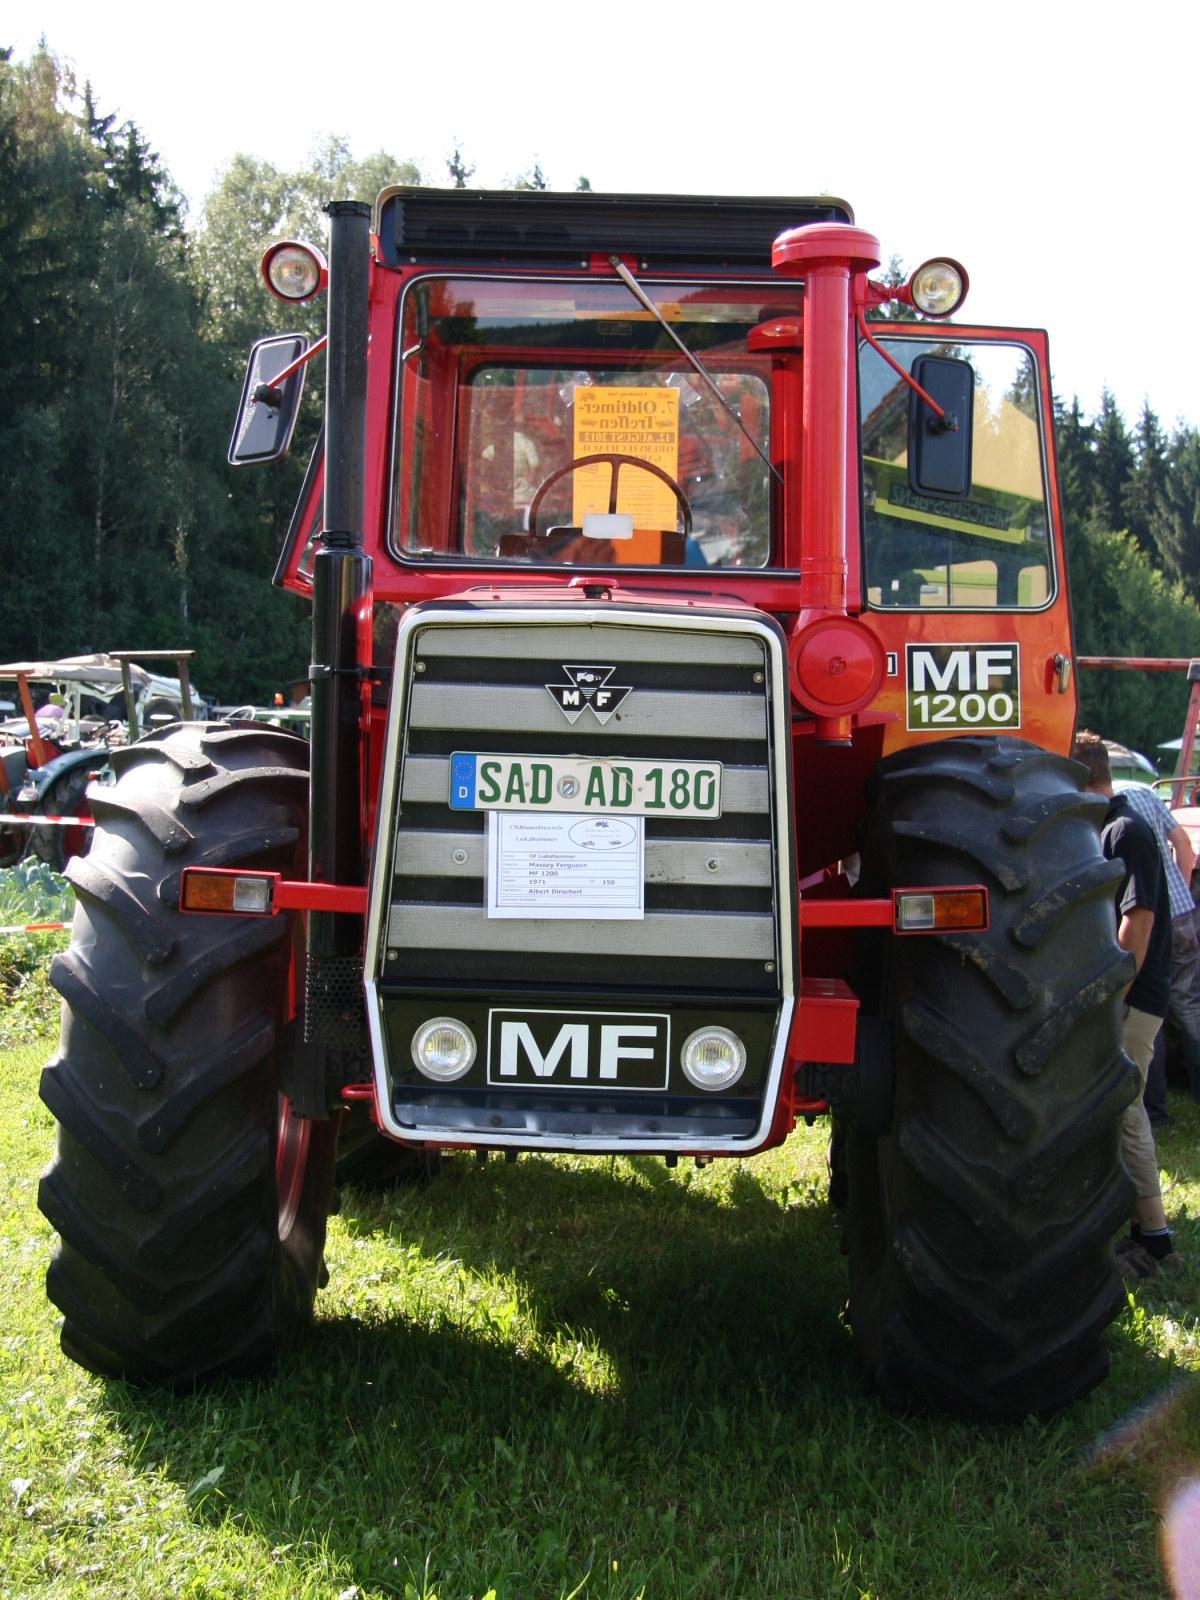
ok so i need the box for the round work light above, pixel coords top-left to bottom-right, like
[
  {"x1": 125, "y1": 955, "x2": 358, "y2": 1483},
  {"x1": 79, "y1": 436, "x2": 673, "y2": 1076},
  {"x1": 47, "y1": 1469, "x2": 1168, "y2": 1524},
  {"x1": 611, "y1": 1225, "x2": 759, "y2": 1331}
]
[
  {"x1": 680, "y1": 1026, "x2": 747, "y2": 1092},
  {"x1": 411, "y1": 1017, "x2": 477, "y2": 1082},
  {"x1": 261, "y1": 240, "x2": 328, "y2": 302},
  {"x1": 909, "y1": 258, "x2": 968, "y2": 318}
]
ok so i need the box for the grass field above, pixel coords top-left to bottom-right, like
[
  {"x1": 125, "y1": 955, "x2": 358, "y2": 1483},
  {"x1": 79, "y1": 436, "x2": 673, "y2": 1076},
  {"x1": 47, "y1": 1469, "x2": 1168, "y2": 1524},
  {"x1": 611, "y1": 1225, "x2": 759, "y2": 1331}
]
[{"x1": 2, "y1": 1005, "x2": 1199, "y2": 1597}]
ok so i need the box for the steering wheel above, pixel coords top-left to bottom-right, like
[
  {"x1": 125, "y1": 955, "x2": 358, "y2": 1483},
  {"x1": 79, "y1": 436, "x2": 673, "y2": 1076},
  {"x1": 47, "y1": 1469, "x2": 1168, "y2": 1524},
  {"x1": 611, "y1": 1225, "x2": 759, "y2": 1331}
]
[{"x1": 527, "y1": 453, "x2": 693, "y2": 539}]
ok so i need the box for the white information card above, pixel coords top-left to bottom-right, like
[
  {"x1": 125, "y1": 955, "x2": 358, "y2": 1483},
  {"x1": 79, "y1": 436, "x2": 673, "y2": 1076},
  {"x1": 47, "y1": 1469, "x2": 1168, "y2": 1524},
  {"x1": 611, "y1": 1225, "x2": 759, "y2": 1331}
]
[{"x1": 485, "y1": 812, "x2": 645, "y2": 920}]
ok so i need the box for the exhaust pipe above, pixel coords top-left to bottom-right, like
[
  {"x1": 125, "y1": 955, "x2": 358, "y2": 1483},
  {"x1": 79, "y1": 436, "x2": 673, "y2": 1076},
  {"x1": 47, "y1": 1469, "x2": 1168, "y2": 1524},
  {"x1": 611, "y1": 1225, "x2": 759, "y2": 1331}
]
[{"x1": 306, "y1": 199, "x2": 372, "y2": 1047}]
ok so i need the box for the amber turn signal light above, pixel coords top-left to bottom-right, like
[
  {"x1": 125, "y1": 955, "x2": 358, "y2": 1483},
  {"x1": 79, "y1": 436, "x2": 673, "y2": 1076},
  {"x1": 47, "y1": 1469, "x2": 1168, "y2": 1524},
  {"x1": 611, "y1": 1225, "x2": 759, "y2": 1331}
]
[
  {"x1": 180, "y1": 868, "x2": 275, "y2": 916},
  {"x1": 893, "y1": 887, "x2": 988, "y2": 934}
]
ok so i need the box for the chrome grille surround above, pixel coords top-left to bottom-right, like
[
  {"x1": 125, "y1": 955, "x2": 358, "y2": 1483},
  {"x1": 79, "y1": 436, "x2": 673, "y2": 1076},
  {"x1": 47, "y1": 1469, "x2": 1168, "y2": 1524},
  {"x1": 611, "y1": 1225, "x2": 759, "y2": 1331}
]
[{"x1": 363, "y1": 600, "x2": 796, "y2": 1154}]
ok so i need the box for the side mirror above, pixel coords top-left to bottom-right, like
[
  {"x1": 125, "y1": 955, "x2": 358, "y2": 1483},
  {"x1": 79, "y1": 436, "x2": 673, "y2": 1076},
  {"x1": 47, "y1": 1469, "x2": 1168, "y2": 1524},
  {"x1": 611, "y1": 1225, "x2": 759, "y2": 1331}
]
[
  {"x1": 227, "y1": 334, "x2": 309, "y2": 466},
  {"x1": 907, "y1": 354, "x2": 974, "y2": 498}
]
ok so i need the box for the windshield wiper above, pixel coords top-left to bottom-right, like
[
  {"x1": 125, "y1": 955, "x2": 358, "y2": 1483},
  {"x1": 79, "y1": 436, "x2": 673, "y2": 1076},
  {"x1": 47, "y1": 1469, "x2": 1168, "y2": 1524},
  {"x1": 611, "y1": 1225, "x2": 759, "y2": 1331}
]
[{"x1": 608, "y1": 256, "x2": 783, "y2": 487}]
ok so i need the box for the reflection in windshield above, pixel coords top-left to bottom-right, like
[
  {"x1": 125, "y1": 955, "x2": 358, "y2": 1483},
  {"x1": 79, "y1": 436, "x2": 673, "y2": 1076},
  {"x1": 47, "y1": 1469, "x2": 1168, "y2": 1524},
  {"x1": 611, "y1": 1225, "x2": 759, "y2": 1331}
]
[{"x1": 860, "y1": 339, "x2": 1051, "y2": 609}]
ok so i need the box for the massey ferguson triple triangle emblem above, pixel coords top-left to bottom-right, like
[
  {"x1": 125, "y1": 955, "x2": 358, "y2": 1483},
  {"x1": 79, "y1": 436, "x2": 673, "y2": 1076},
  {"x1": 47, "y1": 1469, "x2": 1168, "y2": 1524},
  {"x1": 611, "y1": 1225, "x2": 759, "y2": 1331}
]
[{"x1": 544, "y1": 665, "x2": 632, "y2": 725}]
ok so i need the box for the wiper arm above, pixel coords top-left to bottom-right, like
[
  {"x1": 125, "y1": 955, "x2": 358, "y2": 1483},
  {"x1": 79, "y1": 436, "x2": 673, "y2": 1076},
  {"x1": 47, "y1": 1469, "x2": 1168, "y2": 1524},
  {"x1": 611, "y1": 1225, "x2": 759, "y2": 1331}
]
[{"x1": 608, "y1": 256, "x2": 783, "y2": 487}]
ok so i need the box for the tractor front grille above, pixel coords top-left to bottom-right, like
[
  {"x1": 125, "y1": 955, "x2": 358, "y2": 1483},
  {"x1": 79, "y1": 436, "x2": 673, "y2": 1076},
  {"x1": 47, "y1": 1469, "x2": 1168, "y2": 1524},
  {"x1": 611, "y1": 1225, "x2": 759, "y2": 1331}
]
[{"x1": 364, "y1": 606, "x2": 795, "y2": 1152}]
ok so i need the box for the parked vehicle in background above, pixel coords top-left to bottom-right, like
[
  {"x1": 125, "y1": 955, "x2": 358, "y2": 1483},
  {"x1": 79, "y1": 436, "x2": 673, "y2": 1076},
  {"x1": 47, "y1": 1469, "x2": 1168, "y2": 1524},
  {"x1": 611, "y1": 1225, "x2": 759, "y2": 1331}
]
[
  {"x1": 0, "y1": 652, "x2": 203, "y2": 869},
  {"x1": 1103, "y1": 740, "x2": 1158, "y2": 791},
  {"x1": 211, "y1": 695, "x2": 312, "y2": 735},
  {"x1": 36, "y1": 188, "x2": 1141, "y2": 1420}
]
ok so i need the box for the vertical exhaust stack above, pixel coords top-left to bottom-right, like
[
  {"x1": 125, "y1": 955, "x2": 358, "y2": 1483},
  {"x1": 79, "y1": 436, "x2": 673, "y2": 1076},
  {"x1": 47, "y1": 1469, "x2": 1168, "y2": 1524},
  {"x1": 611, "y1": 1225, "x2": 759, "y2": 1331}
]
[
  {"x1": 306, "y1": 199, "x2": 372, "y2": 1048},
  {"x1": 773, "y1": 224, "x2": 886, "y2": 744}
]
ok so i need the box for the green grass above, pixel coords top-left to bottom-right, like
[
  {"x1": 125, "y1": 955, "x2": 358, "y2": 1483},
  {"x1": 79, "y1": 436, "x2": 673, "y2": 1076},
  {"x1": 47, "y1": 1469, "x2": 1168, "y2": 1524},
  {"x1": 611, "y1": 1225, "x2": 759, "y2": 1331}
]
[
  {"x1": 0, "y1": 865, "x2": 74, "y2": 1049},
  {"x1": 1, "y1": 1005, "x2": 1198, "y2": 1598}
]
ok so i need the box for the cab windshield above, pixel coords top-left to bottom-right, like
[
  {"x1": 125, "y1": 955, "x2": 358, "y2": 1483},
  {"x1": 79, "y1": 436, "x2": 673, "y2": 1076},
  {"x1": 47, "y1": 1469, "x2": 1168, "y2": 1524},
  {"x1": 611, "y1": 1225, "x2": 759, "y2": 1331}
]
[{"x1": 391, "y1": 278, "x2": 798, "y2": 569}]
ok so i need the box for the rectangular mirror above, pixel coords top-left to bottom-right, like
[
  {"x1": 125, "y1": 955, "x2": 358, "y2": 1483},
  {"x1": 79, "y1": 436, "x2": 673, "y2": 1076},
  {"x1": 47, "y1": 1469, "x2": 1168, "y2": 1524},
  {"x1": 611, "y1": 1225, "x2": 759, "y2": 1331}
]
[
  {"x1": 227, "y1": 334, "x2": 309, "y2": 466},
  {"x1": 907, "y1": 353, "x2": 974, "y2": 498}
]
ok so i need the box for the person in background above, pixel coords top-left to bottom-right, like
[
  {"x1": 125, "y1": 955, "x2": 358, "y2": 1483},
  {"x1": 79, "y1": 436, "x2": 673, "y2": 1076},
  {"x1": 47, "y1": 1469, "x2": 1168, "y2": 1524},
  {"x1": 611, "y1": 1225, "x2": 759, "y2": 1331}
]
[
  {"x1": 1112, "y1": 766, "x2": 1200, "y2": 1120},
  {"x1": 1074, "y1": 731, "x2": 1182, "y2": 1279}
]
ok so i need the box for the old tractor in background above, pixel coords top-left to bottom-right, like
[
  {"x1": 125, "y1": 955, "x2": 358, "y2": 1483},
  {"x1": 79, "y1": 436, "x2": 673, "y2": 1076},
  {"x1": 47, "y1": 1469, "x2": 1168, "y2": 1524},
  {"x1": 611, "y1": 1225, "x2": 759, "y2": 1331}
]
[
  {"x1": 36, "y1": 189, "x2": 1135, "y2": 1419},
  {"x1": 0, "y1": 651, "x2": 201, "y2": 870}
]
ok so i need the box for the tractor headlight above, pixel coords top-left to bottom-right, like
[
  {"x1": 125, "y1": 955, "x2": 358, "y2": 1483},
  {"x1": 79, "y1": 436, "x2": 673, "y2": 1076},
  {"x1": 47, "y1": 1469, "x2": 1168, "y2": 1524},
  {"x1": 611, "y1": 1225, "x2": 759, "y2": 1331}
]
[
  {"x1": 411, "y1": 1017, "x2": 477, "y2": 1082},
  {"x1": 680, "y1": 1026, "x2": 746, "y2": 1091},
  {"x1": 261, "y1": 240, "x2": 328, "y2": 302},
  {"x1": 909, "y1": 258, "x2": 968, "y2": 318}
]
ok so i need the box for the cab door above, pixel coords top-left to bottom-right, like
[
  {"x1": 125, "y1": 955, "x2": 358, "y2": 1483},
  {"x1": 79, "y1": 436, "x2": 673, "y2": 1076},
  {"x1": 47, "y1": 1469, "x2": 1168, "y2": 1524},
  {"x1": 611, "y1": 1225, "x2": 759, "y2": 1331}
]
[{"x1": 854, "y1": 326, "x2": 1075, "y2": 758}]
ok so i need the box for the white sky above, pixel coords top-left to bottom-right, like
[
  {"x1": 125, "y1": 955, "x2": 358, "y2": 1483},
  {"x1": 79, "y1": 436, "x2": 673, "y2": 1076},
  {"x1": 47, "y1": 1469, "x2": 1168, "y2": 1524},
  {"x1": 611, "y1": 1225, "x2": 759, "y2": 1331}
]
[{"x1": 13, "y1": 0, "x2": 1197, "y2": 432}]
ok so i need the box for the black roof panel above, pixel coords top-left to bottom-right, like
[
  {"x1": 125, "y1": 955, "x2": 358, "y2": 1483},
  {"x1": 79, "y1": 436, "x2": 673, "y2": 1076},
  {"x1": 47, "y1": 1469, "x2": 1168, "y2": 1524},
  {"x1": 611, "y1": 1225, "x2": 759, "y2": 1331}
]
[{"x1": 376, "y1": 187, "x2": 854, "y2": 273}]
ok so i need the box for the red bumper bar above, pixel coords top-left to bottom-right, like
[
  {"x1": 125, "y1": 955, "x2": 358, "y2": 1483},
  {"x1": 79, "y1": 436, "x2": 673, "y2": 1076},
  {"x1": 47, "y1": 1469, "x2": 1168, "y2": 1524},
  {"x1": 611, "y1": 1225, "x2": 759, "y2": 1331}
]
[
  {"x1": 799, "y1": 885, "x2": 988, "y2": 933},
  {"x1": 273, "y1": 878, "x2": 367, "y2": 913},
  {"x1": 179, "y1": 866, "x2": 367, "y2": 916},
  {"x1": 800, "y1": 898, "x2": 892, "y2": 927},
  {"x1": 179, "y1": 870, "x2": 986, "y2": 932}
]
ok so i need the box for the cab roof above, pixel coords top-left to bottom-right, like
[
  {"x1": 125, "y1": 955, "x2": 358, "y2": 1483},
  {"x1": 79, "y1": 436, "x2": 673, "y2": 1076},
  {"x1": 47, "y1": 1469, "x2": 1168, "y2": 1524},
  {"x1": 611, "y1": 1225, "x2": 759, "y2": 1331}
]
[{"x1": 376, "y1": 186, "x2": 854, "y2": 274}]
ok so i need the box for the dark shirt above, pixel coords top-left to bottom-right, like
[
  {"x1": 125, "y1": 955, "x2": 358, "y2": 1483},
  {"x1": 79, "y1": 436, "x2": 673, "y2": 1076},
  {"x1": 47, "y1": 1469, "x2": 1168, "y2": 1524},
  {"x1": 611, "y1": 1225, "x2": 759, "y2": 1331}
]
[{"x1": 1102, "y1": 793, "x2": 1172, "y2": 1018}]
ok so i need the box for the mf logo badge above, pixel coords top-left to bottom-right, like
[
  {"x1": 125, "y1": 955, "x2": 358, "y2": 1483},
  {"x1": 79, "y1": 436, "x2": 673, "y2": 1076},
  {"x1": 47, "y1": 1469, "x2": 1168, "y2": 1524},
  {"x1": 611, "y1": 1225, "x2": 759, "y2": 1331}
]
[
  {"x1": 486, "y1": 1009, "x2": 669, "y2": 1089},
  {"x1": 905, "y1": 643, "x2": 1020, "y2": 731},
  {"x1": 545, "y1": 664, "x2": 631, "y2": 725}
]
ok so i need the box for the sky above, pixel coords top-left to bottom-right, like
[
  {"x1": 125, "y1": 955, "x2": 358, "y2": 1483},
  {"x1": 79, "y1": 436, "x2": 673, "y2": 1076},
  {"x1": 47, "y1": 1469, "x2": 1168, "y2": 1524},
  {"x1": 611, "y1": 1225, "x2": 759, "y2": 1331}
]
[{"x1": 12, "y1": 0, "x2": 1198, "y2": 431}]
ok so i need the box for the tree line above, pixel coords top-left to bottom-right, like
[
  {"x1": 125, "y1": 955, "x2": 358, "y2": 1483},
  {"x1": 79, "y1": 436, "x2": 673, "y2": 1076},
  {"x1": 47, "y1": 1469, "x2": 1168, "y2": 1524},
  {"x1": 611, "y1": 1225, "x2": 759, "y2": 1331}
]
[
  {"x1": 1058, "y1": 394, "x2": 1200, "y2": 754},
  {"x1": 1, "y1": 42, "x2": 1197, "y2": 755}
]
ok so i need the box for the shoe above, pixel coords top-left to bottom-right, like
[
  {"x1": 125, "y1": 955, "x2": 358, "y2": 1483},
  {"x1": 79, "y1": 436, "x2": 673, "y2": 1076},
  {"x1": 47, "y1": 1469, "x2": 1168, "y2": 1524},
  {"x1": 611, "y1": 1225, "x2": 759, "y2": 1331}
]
[
  {"x1": 1158, "y1": 1250, "x2": 1184, "y2": 1279},
  {"x1": 1115, "y1": 1236, "x2": 1157, "y2": 1280}
]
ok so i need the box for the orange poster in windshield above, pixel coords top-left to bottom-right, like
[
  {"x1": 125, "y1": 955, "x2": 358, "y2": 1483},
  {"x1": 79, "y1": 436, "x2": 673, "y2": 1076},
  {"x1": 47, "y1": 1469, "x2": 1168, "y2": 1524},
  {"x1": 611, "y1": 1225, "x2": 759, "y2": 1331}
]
[{"x1": 572, "y1": 386, "x2": 680, "y2": 529}]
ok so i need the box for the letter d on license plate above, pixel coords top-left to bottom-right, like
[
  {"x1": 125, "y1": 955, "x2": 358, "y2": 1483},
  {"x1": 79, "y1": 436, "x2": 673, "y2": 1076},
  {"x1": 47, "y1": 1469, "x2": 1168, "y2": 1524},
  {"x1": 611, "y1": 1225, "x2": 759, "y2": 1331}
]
[{"x1": 449, "y1": 753, "x2": 722, "y2": 818}]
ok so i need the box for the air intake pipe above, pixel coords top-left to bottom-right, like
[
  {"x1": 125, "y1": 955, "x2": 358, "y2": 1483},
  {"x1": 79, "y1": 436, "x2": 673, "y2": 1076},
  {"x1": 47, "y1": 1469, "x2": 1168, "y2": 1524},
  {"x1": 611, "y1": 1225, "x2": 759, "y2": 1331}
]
[{"x1": 772, "y1": 224, "x2": 886, "y2": 744}]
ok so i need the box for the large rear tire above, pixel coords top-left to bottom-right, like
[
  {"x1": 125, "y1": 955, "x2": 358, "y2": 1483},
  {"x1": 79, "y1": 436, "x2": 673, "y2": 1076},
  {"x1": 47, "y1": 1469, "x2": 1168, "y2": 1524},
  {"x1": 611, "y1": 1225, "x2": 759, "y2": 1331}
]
[
  {"x1": 846, "y1": 735, "x2": 1139, "y2": 1419},
  {"x1": 26, "y1": 762, "x2": 93, "y2": 871},
  {"x1": 37, "y1": 721, "x2": 337, "y2": 1383}
]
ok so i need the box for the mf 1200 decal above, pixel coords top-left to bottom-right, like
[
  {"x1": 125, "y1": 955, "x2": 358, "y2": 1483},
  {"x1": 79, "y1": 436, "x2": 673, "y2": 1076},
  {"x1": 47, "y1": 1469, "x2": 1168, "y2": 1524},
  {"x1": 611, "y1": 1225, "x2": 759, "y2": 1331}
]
[{"x1": 905, "y1": 643, "x2": 1020, "y2": 731}]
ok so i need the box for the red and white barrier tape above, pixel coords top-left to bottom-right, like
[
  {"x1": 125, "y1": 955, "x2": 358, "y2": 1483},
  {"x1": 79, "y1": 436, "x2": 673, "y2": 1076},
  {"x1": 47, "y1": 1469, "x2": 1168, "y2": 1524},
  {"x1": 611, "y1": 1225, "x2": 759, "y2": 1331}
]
[
  {"x1": 0, "y1": 922, "x2": 68, "y2": 935},
  {"x1": 0, "y1": 814, "x2": 95, "y2": 827}
]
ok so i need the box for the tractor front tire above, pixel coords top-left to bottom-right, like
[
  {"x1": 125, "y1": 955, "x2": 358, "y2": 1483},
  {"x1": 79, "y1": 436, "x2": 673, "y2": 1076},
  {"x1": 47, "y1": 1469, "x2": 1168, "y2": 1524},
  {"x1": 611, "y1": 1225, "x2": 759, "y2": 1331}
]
[
  {"x1": 847, "y1": 735, "x2": 1139, "y2": 1419},
  {"x1": 37, "y1": 721, "x2": 337, "y2": 1384}
]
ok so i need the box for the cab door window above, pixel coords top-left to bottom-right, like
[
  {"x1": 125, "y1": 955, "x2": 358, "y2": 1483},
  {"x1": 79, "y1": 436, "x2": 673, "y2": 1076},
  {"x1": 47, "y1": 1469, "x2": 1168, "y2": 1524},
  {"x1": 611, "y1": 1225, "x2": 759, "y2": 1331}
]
[{"x1": 859, "y1": 339, "x2": 1052, "y2": 609}]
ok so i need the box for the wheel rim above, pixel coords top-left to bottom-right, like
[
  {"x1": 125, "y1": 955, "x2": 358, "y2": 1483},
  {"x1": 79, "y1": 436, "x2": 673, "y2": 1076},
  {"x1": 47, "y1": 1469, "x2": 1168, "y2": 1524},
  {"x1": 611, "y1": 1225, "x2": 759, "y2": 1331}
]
[{"x1": 276, "y1": 1092, "x2": 311, "y2": 1241}]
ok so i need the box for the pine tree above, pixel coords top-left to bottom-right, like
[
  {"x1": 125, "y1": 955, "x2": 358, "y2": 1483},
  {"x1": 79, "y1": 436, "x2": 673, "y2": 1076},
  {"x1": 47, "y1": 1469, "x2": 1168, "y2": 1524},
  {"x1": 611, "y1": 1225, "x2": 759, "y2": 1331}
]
[
  {"x1": 1122, "y1": 400, "x2": 1169, "y2": 561},
  {"x1": 1053, "y1": 394, "x2": 1095, "y2": 528},
  {"x1": 1151, "y1": 426, "x2": 1200, "y2": 605},
  {"x1": 1091, "y1": 389, "x2": 1135, "y2": 536},
  {"x1": 865, "y1": 253, "x2": 919, "y2": 323},
  {"x1": 446, "y1": 141, "x2": 474, "y2": 189},
  {"x1": 514, "y1": 161, "x2": 548, "y2": 191}
]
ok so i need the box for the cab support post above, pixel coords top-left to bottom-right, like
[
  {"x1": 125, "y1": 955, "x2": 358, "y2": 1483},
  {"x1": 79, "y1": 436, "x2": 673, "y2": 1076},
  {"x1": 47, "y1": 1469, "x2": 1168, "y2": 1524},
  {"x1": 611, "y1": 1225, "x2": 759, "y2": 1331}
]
[{"x1": 305, "y1": 198, "x2": 373, "y2": 1048}]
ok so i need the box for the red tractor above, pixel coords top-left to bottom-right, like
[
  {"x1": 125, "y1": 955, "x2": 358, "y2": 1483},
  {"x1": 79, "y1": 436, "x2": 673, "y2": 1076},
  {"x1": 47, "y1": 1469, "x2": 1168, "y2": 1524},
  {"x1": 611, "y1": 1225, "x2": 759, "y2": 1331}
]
[{"x1": 38, "y1": 189, "x2": 1134, "y2": 1419}]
